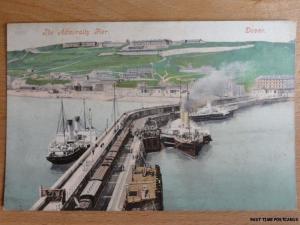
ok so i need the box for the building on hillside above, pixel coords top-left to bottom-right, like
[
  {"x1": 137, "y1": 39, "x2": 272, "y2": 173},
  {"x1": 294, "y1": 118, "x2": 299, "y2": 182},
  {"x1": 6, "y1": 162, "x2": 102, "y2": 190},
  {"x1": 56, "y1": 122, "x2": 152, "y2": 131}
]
[
  {"x1": 80, "y1": 42, "x2": 98, "y2": 47},
  {"x1": 164, "y1": 86, "x2": 184, "y2": 97},
  {"x1": 138, "y1": 84, "x2": 187, "y2": 98},
  {"x1": 101, "y1": 41, "x2": 125, "y2": 48},
  {"x1": 27, "y1": 68, "x2": 35, "y2": 73},
  {"x1": 11, "y1": 78, "x2": 26, "y2": 89},
  {"x1": 86, "y1": 71, "x2": 116, "y2": 91},
  {"x1": 87, "y1": 70, "x2": 115, "y2": 81},
  {"x1": 127, "y1": 39, "x2": 172, "y2": 50},
  {"x1": 49, "y1": 72, "x2": 71, "y2": 80},
  {"x1": 121, "y1": 67, "x2": 153, "y2": 80},
  {"x1": 62, "y1": 42, "x2": 81, "y2": 48},
  {"x1": 145, "y1": 86, "x2": 166, "y2": 97},
  {"x1": 184, "y1": 39, "x2": 205, "y2": 44},
  {"x1": 62, "y1": 42, "x2": 98, "y2": 48},
  {"x1": 73, "y1": 79, "x2": 114, "y2": 92},
  {"x1": 252, "y1": 75, "x2": 294, "y2": 97}
]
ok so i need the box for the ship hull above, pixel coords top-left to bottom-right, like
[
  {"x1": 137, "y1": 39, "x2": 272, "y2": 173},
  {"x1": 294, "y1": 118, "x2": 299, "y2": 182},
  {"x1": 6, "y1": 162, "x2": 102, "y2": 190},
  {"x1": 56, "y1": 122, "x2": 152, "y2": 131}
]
[
  {"x1": 143, "y1": 137, "x2": 161, "y2": 153},
  {"x1": 46, "y1": 146, "x2": 88, "y2": 164},
  {"x1": 190, "y1": 111, "x2": 233, "y2": 122},
  {"x1": 175, "y1": 139, "x2": 203, "y2": 157},
  {"x1": 161, "y1": 133, "x2": 212, "y2": 157},
  {"x1": 160, "y1": 135, "x2": 175, "y2": 147}
]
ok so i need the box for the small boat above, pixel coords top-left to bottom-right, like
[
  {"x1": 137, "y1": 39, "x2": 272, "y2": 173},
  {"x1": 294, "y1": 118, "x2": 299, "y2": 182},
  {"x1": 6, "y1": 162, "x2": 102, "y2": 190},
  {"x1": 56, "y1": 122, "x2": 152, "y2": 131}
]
[{"x1": 47, "y1": 99, "x2": 97, "y2": 164}]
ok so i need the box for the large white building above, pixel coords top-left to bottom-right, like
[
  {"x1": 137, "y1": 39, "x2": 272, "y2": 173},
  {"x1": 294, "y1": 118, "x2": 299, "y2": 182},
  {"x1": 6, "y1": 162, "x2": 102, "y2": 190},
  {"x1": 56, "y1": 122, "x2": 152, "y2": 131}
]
[
  {"x1": 62, "y1": 42, "x2": 98, "y2": 48},
  {"x1": 87, "y1": 70, "x2": 115, "y2": 81},
  {"x1": 101, "y1": 41, "x2": 125, "y2": 48},
  {"x1": 127, "y1": 39, "x2": 172, "y2": 50},
  {"x1": 252, "y1": 75, "x2": 294, "y2": 97},
  {"x1": 121, "y1": 67, "x2": 153, "y2": 80}
]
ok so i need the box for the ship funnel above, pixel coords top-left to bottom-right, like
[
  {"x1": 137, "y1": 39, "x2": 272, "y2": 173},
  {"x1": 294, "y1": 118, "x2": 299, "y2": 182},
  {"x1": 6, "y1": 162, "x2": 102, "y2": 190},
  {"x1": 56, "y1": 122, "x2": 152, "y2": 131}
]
[
  {"x1": 206, "y1": 101, "x2": 212, "y2": 111},
  {"x1": 180, "y1": 105, "x2": 189, "y2": 128},
  {"x1": 74, "y1": 116, "x2": 81, "y2": 132},
  {"x1": 67, "y1": 119, "x2": 75, "y2": 140}
]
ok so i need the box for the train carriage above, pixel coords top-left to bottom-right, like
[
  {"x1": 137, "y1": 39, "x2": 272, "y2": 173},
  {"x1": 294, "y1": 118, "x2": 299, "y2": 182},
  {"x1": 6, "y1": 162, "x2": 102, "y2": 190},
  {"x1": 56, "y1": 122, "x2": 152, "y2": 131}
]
[
  {"x1": 78, "y1": 180, "x2": 102, "y2": 210},
  {"x1": 92, "y1": 165, "x2": 110, "y2": 181},
  {"x1": 106, "y1": 151, "x2": 118, "y2": 158},
  {"x1": 102, "y1": 159, "x2": 114, "y2": 166}
]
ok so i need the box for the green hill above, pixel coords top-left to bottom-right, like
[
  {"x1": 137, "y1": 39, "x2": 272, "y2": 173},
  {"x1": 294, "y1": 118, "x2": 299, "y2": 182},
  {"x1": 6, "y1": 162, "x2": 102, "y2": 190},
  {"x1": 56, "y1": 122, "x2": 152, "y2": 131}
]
[{"x1": 7, "y1": 41, "x2": 295, "y2": 88}]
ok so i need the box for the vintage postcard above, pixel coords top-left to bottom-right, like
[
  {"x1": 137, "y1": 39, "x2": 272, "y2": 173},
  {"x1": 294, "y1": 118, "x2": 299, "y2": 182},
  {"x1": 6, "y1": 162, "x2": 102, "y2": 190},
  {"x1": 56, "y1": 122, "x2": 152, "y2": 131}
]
[{"x1": 5, "y1": 21, "x2": 296, "y2": 211}]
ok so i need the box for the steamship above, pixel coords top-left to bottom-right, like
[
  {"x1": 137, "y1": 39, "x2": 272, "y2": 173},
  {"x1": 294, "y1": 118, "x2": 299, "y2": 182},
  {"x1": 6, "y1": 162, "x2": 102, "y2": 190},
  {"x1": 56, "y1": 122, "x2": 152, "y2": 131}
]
[
  {"x1": 190, "y1": 102, "x2": 236, "y2": 122},
  {"x1": 46, "y1": 99, "x2": 97, "y2": 164},
  {"x1": 160, "y1": 89, "x2": 212, "y2": 157}
]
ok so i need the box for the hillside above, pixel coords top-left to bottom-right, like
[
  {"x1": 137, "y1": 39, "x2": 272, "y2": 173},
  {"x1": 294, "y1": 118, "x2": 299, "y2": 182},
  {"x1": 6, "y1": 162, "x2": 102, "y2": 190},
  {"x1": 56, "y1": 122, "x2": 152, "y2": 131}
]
[{"x1": 7, "y1": 41, "x2": 295, "y2": 88}]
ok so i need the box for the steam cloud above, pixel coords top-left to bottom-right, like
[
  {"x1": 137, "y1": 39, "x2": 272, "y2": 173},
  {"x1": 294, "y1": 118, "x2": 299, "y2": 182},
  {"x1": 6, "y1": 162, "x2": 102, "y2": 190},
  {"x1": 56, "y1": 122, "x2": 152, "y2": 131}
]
[{"x1": 184, "y1": 61, "x2": 251, "y2": 111}]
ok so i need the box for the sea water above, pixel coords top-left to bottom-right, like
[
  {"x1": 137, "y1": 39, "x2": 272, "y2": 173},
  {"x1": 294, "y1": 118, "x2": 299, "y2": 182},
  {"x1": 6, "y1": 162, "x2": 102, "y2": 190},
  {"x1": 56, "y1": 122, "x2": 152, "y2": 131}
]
[{"x1": 4, "y1": 96, "x2": 296, "y2": 210}]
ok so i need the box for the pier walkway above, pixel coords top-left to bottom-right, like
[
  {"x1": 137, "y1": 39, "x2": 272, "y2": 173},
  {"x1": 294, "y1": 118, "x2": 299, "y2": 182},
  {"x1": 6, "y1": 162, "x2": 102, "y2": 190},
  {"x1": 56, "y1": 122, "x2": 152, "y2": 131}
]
[
  {"x1": 107, "y1": 136, "x2": 143, "y2": 211},
  {"x1": 222, "y1": 96, "x2": 291, "y2": 111}
]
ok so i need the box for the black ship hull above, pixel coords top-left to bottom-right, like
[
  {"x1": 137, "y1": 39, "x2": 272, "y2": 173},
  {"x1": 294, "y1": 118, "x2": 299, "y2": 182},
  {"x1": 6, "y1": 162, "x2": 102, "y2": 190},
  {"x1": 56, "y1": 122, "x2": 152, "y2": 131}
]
[
  {"x1": 175, "y1": 139, "x2": 203, "y2": 157},
  {"x1": 46, "y1": 146, "x2": 88, "y2": 164},
  {"x1": 143, "y1": 137, "x2": 161, "y2": 153},
  {"x1": 190, "y1": 111, "x2": 233, "y2": 122},
  {"x1": 160, "y1": 135, "x2": 175, "y2": 148},
  {"x1": 161, "y1": 134, "x2": 212, "y2": 157}
]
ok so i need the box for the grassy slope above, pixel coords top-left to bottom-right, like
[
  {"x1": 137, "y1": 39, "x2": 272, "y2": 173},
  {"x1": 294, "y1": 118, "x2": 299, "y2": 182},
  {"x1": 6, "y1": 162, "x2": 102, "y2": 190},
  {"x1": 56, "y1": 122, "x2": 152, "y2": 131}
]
[
  {"x1": 26, "y1": 78, "x2": 70, "y2": 86},
  {"x1": 7, "y1": 42, "x2": 295, "y2": 88},
  {"x1": 8, "y1": 45, "x2": 162, "y2": 76},
  {"x1": 162, "y1": 42, "x2": 295, "y2": 88},
  {"x1": 167, "y1": 42, "x2": 294, "y2": 74}
]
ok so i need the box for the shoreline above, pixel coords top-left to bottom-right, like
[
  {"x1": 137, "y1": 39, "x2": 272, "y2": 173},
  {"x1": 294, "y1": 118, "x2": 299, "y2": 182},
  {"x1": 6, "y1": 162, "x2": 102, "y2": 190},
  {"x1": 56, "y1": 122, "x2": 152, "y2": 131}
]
[{"x1": 7, "y1": 90, "x2": 180, "y2": 104}]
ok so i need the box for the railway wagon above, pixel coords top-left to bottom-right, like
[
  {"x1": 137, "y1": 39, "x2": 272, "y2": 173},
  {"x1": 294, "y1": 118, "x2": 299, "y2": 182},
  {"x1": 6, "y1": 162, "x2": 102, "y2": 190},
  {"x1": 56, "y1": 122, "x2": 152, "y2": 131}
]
[
  {"x1": 77, "y1": 180, "x2": 102, "y2": 210},
  {"x1": 110, "y1": 144, "x2": 121, "y2": 153},
  {"x1": 92, "y1": 165, "x2": 110, "y2": 181},
  {"x1": 106, "y1": 151, "x2": 118, "y2": 158},
  {"x1": 77, "y1": 165, "x2": 111, "y2": 210},
  {"x1": 102, "y1": 158, "x2": 114, "y2": 166}
]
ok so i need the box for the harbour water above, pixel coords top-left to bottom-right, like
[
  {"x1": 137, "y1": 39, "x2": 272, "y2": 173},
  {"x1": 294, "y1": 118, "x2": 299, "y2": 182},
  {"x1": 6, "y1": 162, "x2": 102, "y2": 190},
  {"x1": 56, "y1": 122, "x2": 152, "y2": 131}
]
[
  {"x1": 147, "y1": 101, "x2": 296, "y2": 210},
  {"x1": 4, "y1": 96, "x2": 152, "y2": 210},
  {"x1": 5, "y1": 96, "x2": 296, "y2": 210}
]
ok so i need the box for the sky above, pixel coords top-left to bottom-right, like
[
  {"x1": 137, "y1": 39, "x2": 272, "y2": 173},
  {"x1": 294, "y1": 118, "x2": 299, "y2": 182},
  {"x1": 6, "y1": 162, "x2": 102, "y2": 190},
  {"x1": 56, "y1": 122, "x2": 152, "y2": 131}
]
[{"x1": 7, "y1": 21, "x2": 296, "y2": 51}]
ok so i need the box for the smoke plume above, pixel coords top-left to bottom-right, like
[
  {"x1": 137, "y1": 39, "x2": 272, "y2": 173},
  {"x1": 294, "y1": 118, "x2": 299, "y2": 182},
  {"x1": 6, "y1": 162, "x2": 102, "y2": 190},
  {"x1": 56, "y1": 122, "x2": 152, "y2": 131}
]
[{"x1": 184, "y1": 61, "x2": 251, "y2": 111}]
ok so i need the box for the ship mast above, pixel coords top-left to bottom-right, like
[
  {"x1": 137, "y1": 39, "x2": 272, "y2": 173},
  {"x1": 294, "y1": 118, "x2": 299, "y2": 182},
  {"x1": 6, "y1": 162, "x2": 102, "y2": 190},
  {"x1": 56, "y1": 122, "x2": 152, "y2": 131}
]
[
  {"x1": 113, "y1": 83, "x2": 116, "y2": 124},
  {"x1": 83, "y1": 98, "x2": 87, "y2": 129},
  {"x1": 61, "y1": 99, "x2": 66, "y2": 142},
  {"x1": 179, "y1": 79, "x2": 182, "y2": 104},
  {"x1": 89, "y1": 108, "x2": 93, "y2": 128},
  {"x1": 187, "y1": 83, "x2": 191, "y2": 137},
  {"x1": 89, "y1": 108, "x2": 93, "y2": 143}
]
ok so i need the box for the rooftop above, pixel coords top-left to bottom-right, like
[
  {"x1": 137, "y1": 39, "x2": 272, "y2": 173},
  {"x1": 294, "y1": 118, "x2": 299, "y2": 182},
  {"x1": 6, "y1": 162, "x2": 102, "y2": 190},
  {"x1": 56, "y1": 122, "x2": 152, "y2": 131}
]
[{"x1": 255, "y1": 75, "x2": 294, "y2": 80}]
